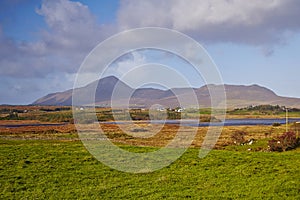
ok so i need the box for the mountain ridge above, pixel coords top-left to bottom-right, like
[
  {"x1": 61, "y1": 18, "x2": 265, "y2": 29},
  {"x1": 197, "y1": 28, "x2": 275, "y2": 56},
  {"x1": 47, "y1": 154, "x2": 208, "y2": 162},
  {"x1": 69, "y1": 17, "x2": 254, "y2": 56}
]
[{"x1": 32, "y1": 76, "x2": 300, "y2": 108}]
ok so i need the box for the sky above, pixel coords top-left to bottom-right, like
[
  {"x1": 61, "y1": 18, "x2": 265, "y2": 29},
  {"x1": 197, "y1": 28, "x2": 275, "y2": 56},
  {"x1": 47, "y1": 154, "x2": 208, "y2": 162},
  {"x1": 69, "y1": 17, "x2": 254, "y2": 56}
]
[{"x1": 0, "y1": 0, "x2": 300, "y2": 105}]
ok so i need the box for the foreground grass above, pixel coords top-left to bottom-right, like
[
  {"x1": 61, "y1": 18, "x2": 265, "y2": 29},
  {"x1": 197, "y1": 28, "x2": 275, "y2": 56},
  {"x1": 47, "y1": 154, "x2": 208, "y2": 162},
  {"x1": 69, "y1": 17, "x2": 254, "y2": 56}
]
[{"x1": 0, "y1": 139, "x2": 299, "y2": 199}]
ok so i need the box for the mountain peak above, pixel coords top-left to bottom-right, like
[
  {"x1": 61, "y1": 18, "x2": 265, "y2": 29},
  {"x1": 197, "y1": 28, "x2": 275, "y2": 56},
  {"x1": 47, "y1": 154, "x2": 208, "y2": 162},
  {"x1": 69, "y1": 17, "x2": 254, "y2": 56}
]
[{"x1": 32, "y1": 76, "x2": 300, "y2": 108}]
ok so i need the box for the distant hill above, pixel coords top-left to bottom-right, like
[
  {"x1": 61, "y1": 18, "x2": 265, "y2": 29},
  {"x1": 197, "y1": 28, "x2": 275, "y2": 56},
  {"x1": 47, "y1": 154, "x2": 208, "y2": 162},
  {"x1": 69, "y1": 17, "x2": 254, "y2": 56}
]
[{"x1": 32, "y1": 76, "x2": 300, "y2": 108}]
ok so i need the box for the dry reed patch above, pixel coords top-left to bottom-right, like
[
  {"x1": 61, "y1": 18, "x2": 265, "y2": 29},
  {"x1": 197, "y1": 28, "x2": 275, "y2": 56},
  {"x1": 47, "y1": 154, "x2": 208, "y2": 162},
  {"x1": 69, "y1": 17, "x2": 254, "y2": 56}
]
[{"x1": 0, "y1": 121, "x2": 76, "y2": 140}]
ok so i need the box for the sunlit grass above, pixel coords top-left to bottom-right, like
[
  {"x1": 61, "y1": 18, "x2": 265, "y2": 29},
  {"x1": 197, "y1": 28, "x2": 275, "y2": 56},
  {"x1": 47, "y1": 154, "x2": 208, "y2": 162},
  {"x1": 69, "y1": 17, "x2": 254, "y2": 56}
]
[
  {"x1": 0, "y1": 139, "x2": 299, "y2": 199},
  {"x1": 0, "y1": 105, "x2": 299, "y2": 199}
]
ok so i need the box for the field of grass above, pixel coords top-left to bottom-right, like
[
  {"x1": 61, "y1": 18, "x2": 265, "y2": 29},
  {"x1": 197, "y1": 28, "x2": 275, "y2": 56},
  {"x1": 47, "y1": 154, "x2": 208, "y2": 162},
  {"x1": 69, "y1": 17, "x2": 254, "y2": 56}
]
[
  {"x1": 1, "y1": 105, "x2": 300, "y2": 199},
  {"x1": 0, "y1": 139, "x2": 299, "y2": 199}
]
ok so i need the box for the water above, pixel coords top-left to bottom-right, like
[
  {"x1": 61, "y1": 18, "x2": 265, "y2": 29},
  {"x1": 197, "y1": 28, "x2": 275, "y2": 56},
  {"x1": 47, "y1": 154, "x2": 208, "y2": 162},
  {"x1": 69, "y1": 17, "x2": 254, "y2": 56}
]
[
  {"x1": 185, "y1": 118, "x2": 300, "y2": 127},
  {"x1": 103, "y1": 118, "x2": 300, "y2": 127},
  {"x1": 2, "y1": 118, "x2": 300, "y2": 128}
]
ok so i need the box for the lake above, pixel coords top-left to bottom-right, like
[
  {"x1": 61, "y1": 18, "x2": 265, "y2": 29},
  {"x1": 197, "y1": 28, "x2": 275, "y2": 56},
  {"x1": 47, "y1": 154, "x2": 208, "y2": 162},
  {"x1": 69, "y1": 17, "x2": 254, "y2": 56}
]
[
  {"x1": 103, "y1": 118, "x2": 300, "y2": 127},
  {"x1": 1, "y1": 118, "x2": 300, "y2": 128}
]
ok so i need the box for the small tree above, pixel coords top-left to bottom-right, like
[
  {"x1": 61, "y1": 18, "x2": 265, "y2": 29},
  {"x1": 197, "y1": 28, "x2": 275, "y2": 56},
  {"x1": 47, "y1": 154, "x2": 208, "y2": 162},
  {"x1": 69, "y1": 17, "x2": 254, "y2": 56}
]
[{"x1": 268, "y1": 132, "x2": 300, "y2": 152}]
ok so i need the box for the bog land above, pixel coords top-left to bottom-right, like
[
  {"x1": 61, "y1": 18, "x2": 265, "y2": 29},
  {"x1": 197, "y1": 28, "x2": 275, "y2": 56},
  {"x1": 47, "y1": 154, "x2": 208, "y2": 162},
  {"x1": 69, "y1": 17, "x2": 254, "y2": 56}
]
[{"x1": 0, "y1": 105, "x2": 299, "y2": 199}]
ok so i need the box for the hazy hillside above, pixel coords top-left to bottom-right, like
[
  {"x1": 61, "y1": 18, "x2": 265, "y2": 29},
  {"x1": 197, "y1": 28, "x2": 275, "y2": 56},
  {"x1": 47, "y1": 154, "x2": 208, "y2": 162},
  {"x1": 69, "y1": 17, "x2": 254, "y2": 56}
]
[{"x1": 32, "y1": 76, "x2": 300, "y2": 108}]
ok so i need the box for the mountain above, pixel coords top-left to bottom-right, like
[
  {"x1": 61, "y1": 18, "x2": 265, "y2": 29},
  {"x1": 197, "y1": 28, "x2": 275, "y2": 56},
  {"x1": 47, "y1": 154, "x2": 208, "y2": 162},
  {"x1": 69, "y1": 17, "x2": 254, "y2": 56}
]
[{"x1": 32, "y1": 76, "x2": 300, "y2": 108}]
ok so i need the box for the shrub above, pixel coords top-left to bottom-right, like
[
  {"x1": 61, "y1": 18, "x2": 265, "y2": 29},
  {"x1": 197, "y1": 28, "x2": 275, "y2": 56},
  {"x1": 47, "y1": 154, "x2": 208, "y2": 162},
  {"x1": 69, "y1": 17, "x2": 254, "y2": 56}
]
[
  {"x1": 0, "y1": 112, "x2": 23, "y2": 120},
  {"x1": 268, "y1": 132, "x2": 300, "y2": 152},
  {"x1": 131, "y1": 128, "x2": 148, "y2": 132},
  {"x1": 272, "y1": 122, "x2": 281, "y2": 127},
  {"x1": 231, "y1": 131, "x2": 247, "y2": 145}
]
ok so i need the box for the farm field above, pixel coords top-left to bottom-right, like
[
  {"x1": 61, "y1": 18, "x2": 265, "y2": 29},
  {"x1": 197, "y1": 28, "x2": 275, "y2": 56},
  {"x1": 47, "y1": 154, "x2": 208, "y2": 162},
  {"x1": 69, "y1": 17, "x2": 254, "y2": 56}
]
[{"x1": 0, "y1": 105, "x2": 300, "y2": 199}]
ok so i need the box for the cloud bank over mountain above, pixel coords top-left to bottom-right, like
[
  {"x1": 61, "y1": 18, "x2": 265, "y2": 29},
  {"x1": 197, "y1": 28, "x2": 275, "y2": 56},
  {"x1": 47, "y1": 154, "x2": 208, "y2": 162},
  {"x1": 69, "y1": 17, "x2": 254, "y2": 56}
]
[
  {"x1": 1, "y1": 0, "x2": 300, "y2": 104},
  {"x1": 2, "y1": 0, "x2": 300, "y2": 79}
]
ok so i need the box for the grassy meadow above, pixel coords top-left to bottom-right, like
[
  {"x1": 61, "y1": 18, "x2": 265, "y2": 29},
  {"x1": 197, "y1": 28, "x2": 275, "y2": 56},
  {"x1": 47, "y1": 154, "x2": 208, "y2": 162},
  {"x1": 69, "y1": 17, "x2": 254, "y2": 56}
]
[
  {"x1": 0, "y1": 105, "x2": 300, "y2": 199},
  {"x1": 1, "y1": 139, "x2": 299, "y2": 199}
]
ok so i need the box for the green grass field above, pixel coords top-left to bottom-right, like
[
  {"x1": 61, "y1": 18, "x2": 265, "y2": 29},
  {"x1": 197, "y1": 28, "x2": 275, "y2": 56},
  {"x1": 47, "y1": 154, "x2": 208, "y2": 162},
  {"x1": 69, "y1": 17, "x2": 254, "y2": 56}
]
[{"x1": 1, "y1": 139, "x2": 299, "y2": 199}]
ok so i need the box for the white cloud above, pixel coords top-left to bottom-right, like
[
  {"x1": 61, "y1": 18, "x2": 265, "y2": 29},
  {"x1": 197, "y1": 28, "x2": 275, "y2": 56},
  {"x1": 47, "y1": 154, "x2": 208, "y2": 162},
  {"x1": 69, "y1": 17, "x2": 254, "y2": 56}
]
[
  {"x1": 114, "y1": 51, "x2": 147, "y2": 75},
  {"x1": 117, "y1": 0, "x2": 300, "y2": 46},
  {"x1": 0, "y1": 0, "x2": 115, "y2": 79},
  {"x1": 36, "y1": 0, "x2": 103, "y2": 53},
  {"x1": 2, "y1": 0, "x2": 300, "y2": 79}
]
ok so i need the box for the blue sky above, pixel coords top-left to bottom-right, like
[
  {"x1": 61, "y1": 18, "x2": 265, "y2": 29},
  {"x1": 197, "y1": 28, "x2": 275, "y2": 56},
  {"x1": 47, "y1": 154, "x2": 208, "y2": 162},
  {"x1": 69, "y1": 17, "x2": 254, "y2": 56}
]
[{"x1": 0, "y1": 0, "x2": 300, "y2": 104}]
